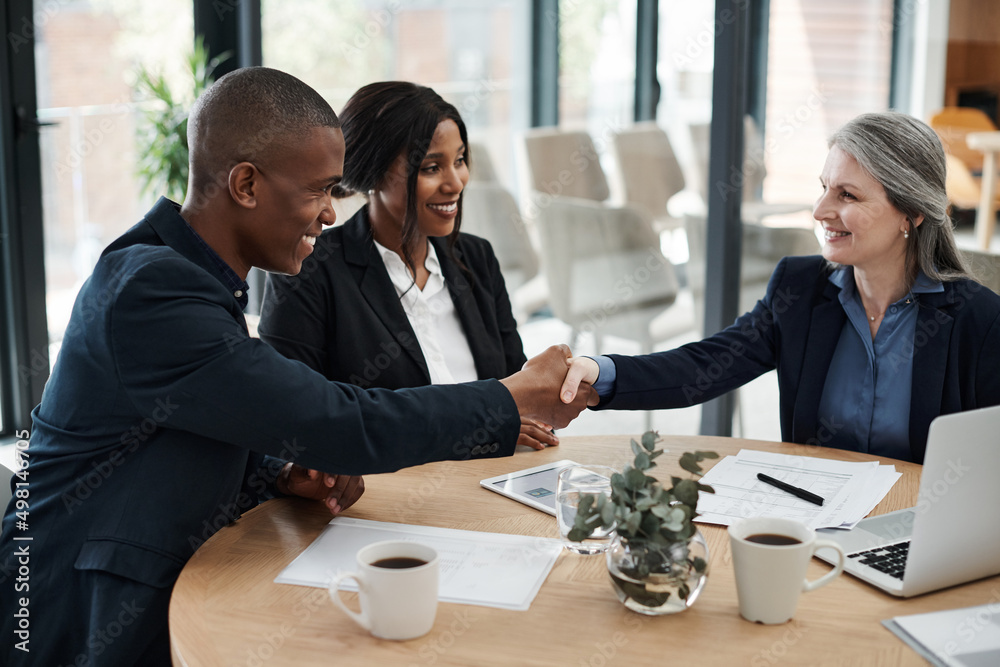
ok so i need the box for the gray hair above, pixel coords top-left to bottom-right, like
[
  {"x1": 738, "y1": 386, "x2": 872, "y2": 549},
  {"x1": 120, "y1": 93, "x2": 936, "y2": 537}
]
[
  {"x1": 187, "y1": 67, "x2": 340, "y2": 196},
  {"x1": 829, "y1": 111, "x2": 970, "y2": 283}
]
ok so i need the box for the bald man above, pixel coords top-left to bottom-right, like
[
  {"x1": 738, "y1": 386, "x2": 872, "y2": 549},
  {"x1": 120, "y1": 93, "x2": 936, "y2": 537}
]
[{"x1": 0, "y1": 67, "x2": 590, "y2": 666}]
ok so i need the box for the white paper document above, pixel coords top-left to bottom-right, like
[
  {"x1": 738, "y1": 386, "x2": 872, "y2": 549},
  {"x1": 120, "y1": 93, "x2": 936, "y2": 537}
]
[
  {"x1": 883, "y1": 603, "x2": 1000, "y2": 667},
  {"x1": 274, "y1": 517, "x2": 563, "y2": 611},
  {"x1": 694, "y1": 449, "x2": 900, "y2": 530}
]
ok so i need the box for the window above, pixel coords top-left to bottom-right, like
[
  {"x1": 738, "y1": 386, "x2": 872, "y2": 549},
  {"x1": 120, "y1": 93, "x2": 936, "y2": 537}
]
[
  {"x1": 34, "y1": 0, "x2": 193, "y2": 362},
  {"x1": 262, "y1": 0, "x2": 531, "y2": 192}
]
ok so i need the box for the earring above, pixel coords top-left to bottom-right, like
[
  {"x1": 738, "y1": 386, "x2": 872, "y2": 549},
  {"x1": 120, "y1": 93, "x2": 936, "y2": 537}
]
[{"x1": 903, "y1": 229, "x2": 909, "y2": 239}]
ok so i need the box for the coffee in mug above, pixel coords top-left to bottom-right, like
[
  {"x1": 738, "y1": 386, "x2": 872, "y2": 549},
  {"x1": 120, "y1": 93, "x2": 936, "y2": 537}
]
[
  {"x1": 729, "y1": 517, "x2": 845, "y2": 624},
  {"x1": 329, "y1": 540, "x2": 439, "y2": 640}
]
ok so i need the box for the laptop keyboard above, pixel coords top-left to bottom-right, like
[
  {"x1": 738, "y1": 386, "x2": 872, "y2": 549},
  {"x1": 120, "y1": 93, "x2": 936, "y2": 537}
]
[{"x1": 848, "y1": 541, "x2": 910, "y2": 579}]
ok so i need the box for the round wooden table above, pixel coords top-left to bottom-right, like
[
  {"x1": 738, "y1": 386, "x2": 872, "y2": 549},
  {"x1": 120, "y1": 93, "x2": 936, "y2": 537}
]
[{"x1": 169, "y1": 434, "x2": 992, "y2": 666}]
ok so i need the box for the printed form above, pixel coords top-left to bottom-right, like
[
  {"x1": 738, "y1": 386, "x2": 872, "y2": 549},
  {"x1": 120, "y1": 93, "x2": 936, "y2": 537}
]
[
  {"x1": 275, "y1": 517, "x2": 563, "y2": 611},
  {"x1": 695, "y1": 449, "x2": 900, "y2": 530}
]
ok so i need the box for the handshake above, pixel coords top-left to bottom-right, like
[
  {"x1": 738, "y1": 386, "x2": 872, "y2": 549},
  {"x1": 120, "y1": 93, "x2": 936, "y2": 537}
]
[
  {"x1": 498, "y1": 344, "x2": 604, "y2": 431},
  {"x1": 282, "y1": 345, "x2": 605, "y2": 517}
]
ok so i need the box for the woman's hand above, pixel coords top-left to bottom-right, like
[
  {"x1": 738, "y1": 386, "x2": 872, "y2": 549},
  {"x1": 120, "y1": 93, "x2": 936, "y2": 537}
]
[
  {"x1": 516, "y1": 417, "x2": 559, "y2": 450},
  {"x1": 561, "y1": 356, "x2": 601, "y2": 406},
  {"x1": 277, "y1": 463, "x2": 365, "y2": 515}
]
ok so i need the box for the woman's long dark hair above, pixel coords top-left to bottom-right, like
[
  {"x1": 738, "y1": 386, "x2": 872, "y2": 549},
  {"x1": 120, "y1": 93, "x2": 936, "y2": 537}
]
[{"x1": 338, "y1": 81, "x2": 470, "y2": 277}]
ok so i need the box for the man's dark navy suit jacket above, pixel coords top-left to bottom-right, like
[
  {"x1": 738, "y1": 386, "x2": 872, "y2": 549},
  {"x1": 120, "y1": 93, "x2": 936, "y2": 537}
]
[{"x1": 0, "y1": 198, "x2": 520, "y2": 666}]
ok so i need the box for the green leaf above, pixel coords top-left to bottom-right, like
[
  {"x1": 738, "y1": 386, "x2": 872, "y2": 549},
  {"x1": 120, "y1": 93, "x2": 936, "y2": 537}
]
[
  {"x1": 630, "y1": 438, "x2": 644, "y2": 457},
  {"x1": 567, "y1": 526, "x2": 591, "y2": 542},
  {"x1": 678, "y1": 452, "x2": 703, "y2": 475},
  {"x1": 673, "y1": 479, "x2": 700, "y2": 506},
  {"x1": 634, "y1": 451, "x2": 651, "y2": 470},
  {"x1": 663, "y1": 507, "x2": 686, "y2": 532},
  {"x1": 600, "y1": 499, "x2": 616, "y2": 525},
  {"x1": 640, "y1": 430, "x2": 659, "y2": 451},
  {"x1": 697, "y1": 483, "x2": 716, "y2": 494},
  {"x1": 692, "y1": 557, "x2": 708, "y2": 573},
  {"x1": 625, "y1": 510, "x2": 642, "y2": 535},
  {"x1": 695, "y1": 451, "x2": 719, "y2": 461},
  {"x1": 625, "y1": 467, "x2": 646, "y2": 491},
  {"x1": 649, "y1": 503, "x2": 670, "y2": 519},
  {"x1": 635, "y1": 496, "x2": 657, "y2": 511},
  {"x1": 610, "y1": 472, "x2": 626, "y2": 496}
]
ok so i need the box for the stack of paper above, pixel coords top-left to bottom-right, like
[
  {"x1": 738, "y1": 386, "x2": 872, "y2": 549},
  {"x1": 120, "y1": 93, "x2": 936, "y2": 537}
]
[
  {"x1": 694, "y1": 449, "x2": 901, "y2": 530},
  {"x1": 275, "y1": 517, "x2": 564, "y2": 611},
  {"x1": 884, "y1": 603, "x2": 1000, "y2": 666}
]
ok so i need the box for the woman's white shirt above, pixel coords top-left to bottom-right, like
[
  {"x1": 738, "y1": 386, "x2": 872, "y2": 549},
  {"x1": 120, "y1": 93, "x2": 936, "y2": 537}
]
[{"x1": 373, "y1": 238, "x2": 478, "y2": 384}]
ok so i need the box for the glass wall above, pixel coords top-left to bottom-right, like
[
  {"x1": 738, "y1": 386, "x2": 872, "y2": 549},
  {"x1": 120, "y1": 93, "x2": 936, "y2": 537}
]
[
  {"x1": 763, "y1": 0, "x2": 894, "y2": 206},
  {"x1": 34, "y1": 0, "x2": 193, "y2": 362},
  {"x1": 262, "y1": 0, "x2": 531, "y2": 194}
]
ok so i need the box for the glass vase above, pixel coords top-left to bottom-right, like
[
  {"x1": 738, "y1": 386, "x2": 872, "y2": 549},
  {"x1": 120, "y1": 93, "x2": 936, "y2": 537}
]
[{"x1": 605, "y1": 529, "x2": 710, "y2": 615}]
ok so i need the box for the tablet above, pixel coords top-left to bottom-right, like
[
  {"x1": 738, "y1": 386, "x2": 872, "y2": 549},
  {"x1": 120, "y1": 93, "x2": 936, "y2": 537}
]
[{"x1": 480, "y1": 459, "x2": 579, "y2": 515}]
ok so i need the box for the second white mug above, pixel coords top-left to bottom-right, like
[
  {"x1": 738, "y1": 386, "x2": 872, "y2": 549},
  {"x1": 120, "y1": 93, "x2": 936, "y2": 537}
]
[{"x1": 728, "y1": 517, "x2": 845, "y2": 624}]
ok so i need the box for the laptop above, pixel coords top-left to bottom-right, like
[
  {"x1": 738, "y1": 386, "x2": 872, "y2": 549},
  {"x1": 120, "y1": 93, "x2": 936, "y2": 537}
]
[{"x1": 815, "y1": 404, "x2": 1000, "y2": 597}]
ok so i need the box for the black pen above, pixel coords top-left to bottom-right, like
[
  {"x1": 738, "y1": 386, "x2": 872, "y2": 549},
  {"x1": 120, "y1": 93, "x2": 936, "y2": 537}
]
[{"x1": 756, "y1": 473, "x2": 825, "y2": 506}]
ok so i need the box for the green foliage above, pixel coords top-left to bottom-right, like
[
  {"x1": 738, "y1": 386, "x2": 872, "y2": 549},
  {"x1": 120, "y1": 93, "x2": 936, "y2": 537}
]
[
  {"x1": 569, "y1": 431, "x2": 716, "y2": 548},
  {"x1": 133, "y1": 36, "x2": 230, "y2": 202}
]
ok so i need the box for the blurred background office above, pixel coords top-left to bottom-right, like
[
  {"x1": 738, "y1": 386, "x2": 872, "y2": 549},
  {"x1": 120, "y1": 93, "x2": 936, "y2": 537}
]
[{"x1": 2, "y1": 0, "x2": 999, "y2": 462}]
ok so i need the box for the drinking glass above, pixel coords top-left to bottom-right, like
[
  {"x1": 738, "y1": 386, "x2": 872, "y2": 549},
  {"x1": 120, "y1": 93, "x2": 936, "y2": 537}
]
[{"x1": 556, "y1": 464, "x2": 616, "y2": 554}]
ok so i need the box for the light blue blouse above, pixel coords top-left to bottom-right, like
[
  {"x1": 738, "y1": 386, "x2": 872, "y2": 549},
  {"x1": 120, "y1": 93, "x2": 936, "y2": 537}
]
[{"x1": 816, "y1": 267, "x2": 942, "y2": 460}]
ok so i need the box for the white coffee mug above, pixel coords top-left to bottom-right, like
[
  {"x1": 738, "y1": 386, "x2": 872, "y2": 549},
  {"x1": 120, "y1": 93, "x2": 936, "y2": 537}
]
[
  {"x1": 728, "y1": 517, "x2": 845, "y2": 624},
  {"x1": 329, "y1": 540, "x2": 439, "y2": 640}
]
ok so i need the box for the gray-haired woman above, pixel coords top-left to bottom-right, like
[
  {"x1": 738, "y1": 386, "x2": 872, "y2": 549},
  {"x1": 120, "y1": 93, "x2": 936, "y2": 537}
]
[{"x1": 560, "y1": 111, "x2": 1000, "y2": 463}]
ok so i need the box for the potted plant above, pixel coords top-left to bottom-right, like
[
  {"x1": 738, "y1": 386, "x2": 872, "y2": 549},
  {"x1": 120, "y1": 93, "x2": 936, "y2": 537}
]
[
  {"x1": 133, "y1": 36, "x2": 230, "y2": 202},
  {"x1": 568, "y1": 431, "x2": 717, "y2": 615}
]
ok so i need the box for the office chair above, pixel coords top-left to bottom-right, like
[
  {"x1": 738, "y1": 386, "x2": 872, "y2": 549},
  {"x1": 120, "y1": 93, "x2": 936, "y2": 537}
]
[
  {"x1": 460, "y1": 182, "x2": 548, "y2": 322},
  {"x1": 522, "y1": 128, "x2": 611, "y2": 202},
  {"x1": 684, "y1": 214, "x2": 821, "y2": 334},
  {"x1": 533, "y1": 195, "x2": 690, "y2": 353},
  {"x1": 688, "y1": 117, "x2": 811, "y2": 222},
  {"x1": 467, "y1": 141, "x2": 500, "y2": 183},
  {"x1": 611, "y1": 122, "x2": 687, "y2": 235}
]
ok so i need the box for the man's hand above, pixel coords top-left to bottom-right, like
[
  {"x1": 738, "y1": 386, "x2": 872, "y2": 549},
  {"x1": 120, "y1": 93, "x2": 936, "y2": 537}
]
[
  {"x1": 561, "y1": 356, "x2": 601, "y2": 407},
  {"x1": 276, "y1": 463, "x2": 365, "y2": 515},
  {"x1": 499, "y1": 344, "x2": 593, "y2": 429},
  {"x1": 517, "y1": 417, "x2": 559, "y2": 450}
]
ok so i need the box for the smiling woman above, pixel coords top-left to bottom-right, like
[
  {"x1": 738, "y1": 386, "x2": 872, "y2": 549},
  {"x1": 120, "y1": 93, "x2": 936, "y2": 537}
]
[
  {"x1": 259, "y1": 82, "x2": 558, "y2": 452},
  {"x1": 559, "y1": 111, "x2": 1000, "y2": 465}
]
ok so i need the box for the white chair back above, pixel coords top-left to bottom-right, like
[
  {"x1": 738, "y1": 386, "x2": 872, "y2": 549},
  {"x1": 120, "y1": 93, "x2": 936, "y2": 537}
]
[
  {"x1": 612, "y1": 122, "x2": 685, "y2": 226},
  {"x1": 534, "y1": 196, "x2": 680, "y2": 352},
  {"x1": 522, "y1": 128, "x2": 611, "y2": 202}
]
